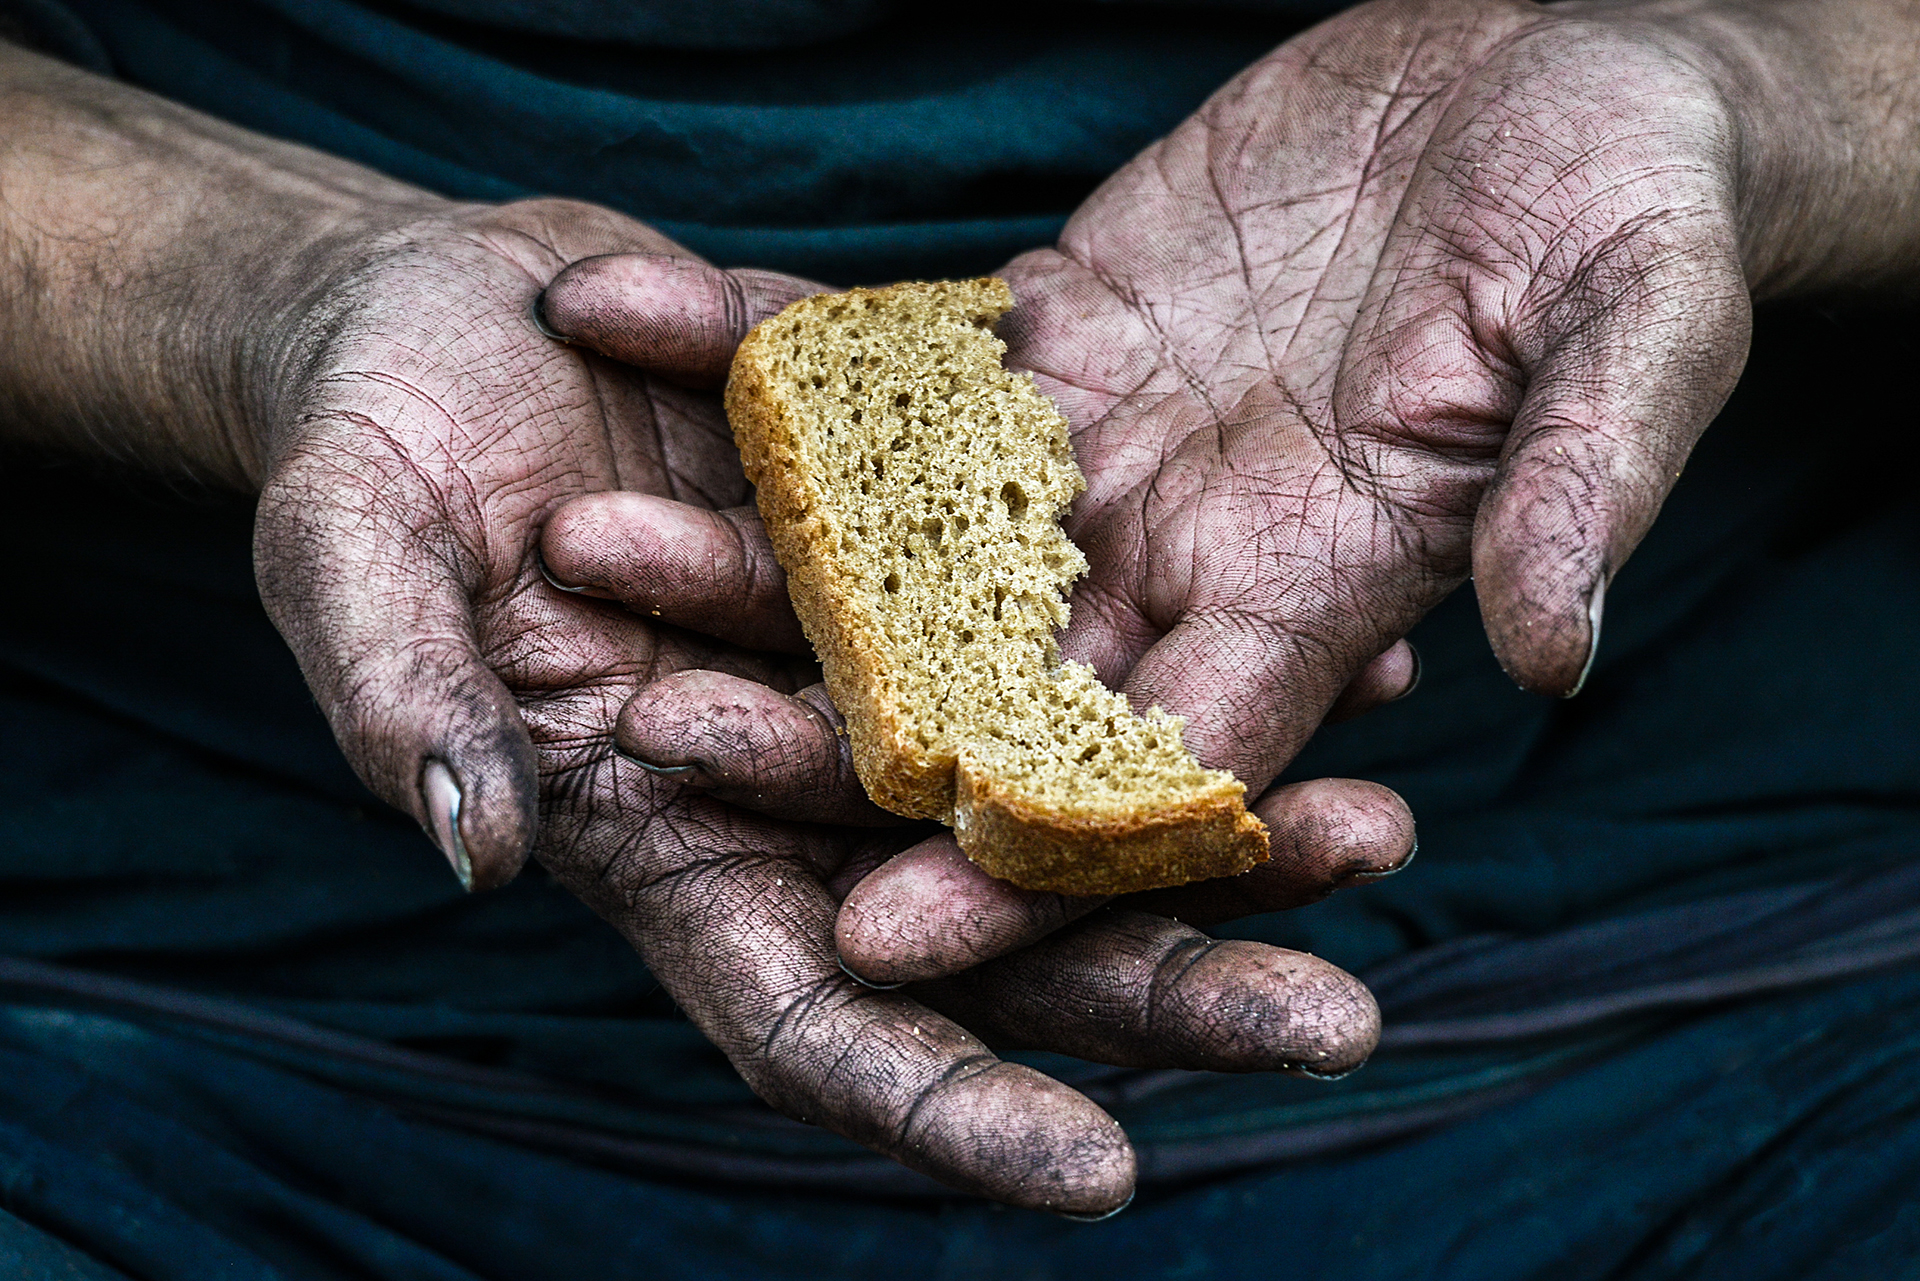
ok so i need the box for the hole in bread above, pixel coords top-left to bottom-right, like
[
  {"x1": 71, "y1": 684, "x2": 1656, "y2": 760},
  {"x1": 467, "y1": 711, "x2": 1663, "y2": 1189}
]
[
  {"x1": 923, "y1": 518, "x2": 943, "y2": 547},
  {"x1": 1001, "y1": 482, "x2": 1028, "y2": 520},
  {"x1": 883, "y1": 572, "x2": 900, "y2": 593},
  {"x1": 894, "y1": 393, "x2": 910, "y2": 407}
]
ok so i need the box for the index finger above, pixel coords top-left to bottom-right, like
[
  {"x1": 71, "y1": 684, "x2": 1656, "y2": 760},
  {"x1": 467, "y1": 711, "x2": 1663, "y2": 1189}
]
[
  {"x1": 548, "y1": 780, "x2": 1135, "y2": 1214},
  {"x1": 540, "y1": 493, "x2": 807, "y2": 653},
  {"x1": 537, "y1": 255, "x2": 826, "y2": 386}
]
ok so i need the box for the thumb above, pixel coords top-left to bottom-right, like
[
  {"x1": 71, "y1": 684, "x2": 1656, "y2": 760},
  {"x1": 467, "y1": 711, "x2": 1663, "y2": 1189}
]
[
  {"x1": 255, "y1": 446, "x2": 538, "y2": 891},
  {"x1": 1472, "y1": 234, "x2": 1751, "y2": 695},
  {"x1": 535, "y1": 254, "x2": 826, "y2": 386},
  {"x1": 1116, "y1": 605, "x2": 1381, "y2": 792}
]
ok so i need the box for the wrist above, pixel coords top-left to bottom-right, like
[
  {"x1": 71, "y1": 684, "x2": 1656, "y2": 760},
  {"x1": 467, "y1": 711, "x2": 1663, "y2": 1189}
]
[
  {"x1": 218, "y1": 201, "x2": 468, "y2": 487},
  {"x1": 0, "y1": 40, "x2": 454, "y2": 486},
  {"x1": 1603, "y1": 0, "x2": 1920, "y2": 296}
]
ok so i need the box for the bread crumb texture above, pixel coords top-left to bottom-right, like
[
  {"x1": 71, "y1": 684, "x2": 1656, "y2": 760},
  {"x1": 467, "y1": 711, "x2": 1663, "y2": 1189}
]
[{"x1": 726, "y1": 278, "x2": 1268, "y2": 894}]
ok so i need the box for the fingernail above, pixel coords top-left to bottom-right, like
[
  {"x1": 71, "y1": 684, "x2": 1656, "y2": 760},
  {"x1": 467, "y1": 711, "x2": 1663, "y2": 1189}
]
[
  {"x1": 1563, "y1": 575, "x2": 1607, "y2": 699},
  {"x1": 837, "y1": 955, "x2": 906, "y2": 991},
  {"x1": 1287, "y1": 1062, "x2": 1363, "y2": 1082},
  {"x1": 530, "y1": 290, "x2": 574, "y2": 344},
  {"x1": 420, "y1": 760, "x2": 473, "y2": 891},
  {"x1": 1339, "y1": 836, "x2": 1417, "y2": 887},
  {"x1": 614, "y1": 747, "x2": 698, "y2": 779},
  {"x1": 536, "y1": 550, "x2": 614, "y2": 599},
  {"x1": 1057, "y1": 1191, "x2": 1134, "y2": 1223},
  {"x1": 1396, "y1": 645, "x2": 1421, "y2": 700}
]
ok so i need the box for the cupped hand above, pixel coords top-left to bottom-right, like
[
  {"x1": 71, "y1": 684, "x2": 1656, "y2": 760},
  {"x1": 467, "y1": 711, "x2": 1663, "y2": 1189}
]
[
  {"x1": 833, "y1": 0, "x2": 1771, "y2": 965},
  {"x1": 540, "y1": 0, "x2": 1796, "y2": 997},
  {"x1": 253, "y1": 212, "x2": 1380, "y2": 1213},
  {"x1": 1002, "y1": 0, "x2": 1764, "y2": 785}
]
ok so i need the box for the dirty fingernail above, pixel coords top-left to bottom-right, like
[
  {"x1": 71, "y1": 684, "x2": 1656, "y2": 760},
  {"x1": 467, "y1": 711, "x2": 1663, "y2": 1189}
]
[
  {"x1": 536, "y1": 550, "x2": 614, "y2": 599},
  {"x1": 1564, "y1": 575, "x2": 1607, "y2": 699},
  {"x1": 615, "y1": 748, "x2": 700, "y2": 779},
  {"x1": 530, "y1": 290, "x2": 574, "y2": 344},
  {"x1": 1396, "y1": 645, "x2": 1421, "y2": 700},
  {"x1": 838, "y1": 955, "x2": 906, "y2": 991},
  {"x1": 1339, "y1": 834, "x2": 1418, "y2": 887},
  {"x1": 421, "y1": 760, "x2": 473, "y2": 891},
  {"x1": 1056, "y1": 1191, "x2": 1135, "y2": 1223}
]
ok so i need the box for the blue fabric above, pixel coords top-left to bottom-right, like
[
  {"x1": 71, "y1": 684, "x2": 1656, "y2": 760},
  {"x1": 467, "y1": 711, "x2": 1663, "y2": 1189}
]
[
  {"x1": 3, "y1": 0, "x2": 1920, "y2": 1270},
  {"x1": 6, "y1": 962, "x2": 1920, "y2": 1281},
  {"x1": 44, "y1": 0, "x2": 1321, "y2": 282}
]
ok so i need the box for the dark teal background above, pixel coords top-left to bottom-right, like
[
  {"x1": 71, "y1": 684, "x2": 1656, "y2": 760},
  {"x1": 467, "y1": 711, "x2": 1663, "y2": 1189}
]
[{"x1": 38, "y1": 0, "x2": 1323, "y2": 282}]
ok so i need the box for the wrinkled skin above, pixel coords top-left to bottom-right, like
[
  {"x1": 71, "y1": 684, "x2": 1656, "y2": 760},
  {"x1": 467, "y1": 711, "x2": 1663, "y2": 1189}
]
[
  {"x1": 253, "y1": 202, "x2": 1393, "y2": 1215},
  {"x1": 546, "y1": 0, "x2": 1776, "y2": 984},
  {"x1": 1022, "y1": 0, "x2": 1751, "y2": 742}
]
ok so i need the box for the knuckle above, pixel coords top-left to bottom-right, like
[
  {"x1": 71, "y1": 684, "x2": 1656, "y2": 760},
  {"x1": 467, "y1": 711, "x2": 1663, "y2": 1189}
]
[
  {"x1": 1142, "y1": 929, "x2": 1221, "y2": 1040},
  {"x1": 722, "y1": 508, "x2": 787, "y2": 602}
]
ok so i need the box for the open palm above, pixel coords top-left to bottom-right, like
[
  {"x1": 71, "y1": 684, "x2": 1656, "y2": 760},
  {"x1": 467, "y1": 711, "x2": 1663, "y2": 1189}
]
[{"x1": 1000, "y1": 0, "x2": 1750, "y2": 793}]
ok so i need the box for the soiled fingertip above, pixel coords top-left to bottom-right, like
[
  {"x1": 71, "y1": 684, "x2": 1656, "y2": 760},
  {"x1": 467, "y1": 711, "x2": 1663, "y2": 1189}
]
[
  {"x1": 539, "y1": 254, "x2": 735, "y2": 381},
  {"x1": 540, "y1": 491, "x2": 807, "y2": 652},
  {"x1": 1327, "y1": 640, "x2": 1420, "y2": 722},
  {"x1": 1258, "y1": 777, "x2": 1416, "y2": 885},
  {"x1": 904, "y1": 1061, "x2": 1136, "y2": 1215},
  {"x1": 1275, "y1": 954, "x2": 1382, "y2": 1077},
  {"x1": 1471, "y1": 434, "x2": 1623, "y2": 699},
  {"x1": 1188, "y1": 941, "x2": 1371, "y2": 1075},
  {"x1": 1122, "y1": 779, "x2": 1414, "y2": 929},
  {"x1": 928, "y1": 914, "x2": 1383, "y2": 1077},
  {"x1": 1479, "y1": 567, "x2": 1605, "y2": 698},
  {"x1": 617, "y1": 671, "x2": 897, "y2": 825},
  {"x1": 538, "y1": 490, "x2": 704, "y2": 592},
  {"x1": 535, "y1": 498, "x2": 625, "y2": 595},
  {"x1": 1161, "y1": 940, "x2": 1381, "y2": 1076},
  {"x1": 837, "y1": 837, "x2": 1103, "y2": 984},
  {"x1": 413, "y1": 741, "x2": 536, "y2": 894},
  {"x1": 615, "y1": 669, "x2": 766, "y2": 783}
]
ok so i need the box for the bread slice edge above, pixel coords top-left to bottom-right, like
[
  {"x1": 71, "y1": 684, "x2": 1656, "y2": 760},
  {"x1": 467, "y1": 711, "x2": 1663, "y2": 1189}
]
[
  {"x1": 727, "y1": 300, "x2": 957, "y2": 819},
  {"x1": 725, "y1": 277, "x2": 1272, "y2": 889}
]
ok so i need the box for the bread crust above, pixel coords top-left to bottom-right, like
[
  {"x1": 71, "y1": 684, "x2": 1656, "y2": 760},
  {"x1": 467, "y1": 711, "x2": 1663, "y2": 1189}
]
[
  {"x1": 955, "y1": 764, "x2": 1269, "y2": 896},
  {"x1": 725, "y1": 278, "x2": 1269, "y2": 891},
  {"x1": 726, "y1": 285, "x2": 966, "y2": 819}
]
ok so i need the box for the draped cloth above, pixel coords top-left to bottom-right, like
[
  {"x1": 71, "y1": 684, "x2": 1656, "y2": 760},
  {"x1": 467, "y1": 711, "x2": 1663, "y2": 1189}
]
[{"x1": 4, "y1": 1, "x2": 1920, "y2": 1275}]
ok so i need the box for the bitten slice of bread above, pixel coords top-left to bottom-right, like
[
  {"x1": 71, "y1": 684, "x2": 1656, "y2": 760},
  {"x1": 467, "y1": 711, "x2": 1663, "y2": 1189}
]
[{"x1": 725, "y1": 278, "x2": 1268, "y2": 895}]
